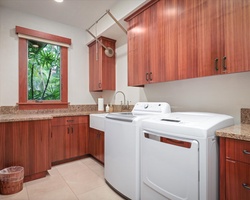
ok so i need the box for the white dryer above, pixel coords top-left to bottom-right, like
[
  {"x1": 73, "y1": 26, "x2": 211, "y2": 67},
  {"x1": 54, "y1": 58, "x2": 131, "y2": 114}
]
[{"x1": 140, "y1": 112, "x2": 234, "y2": 200}]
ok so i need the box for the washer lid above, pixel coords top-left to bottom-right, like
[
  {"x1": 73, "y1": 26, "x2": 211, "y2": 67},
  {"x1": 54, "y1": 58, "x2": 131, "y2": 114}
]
[{"x1": 106, "y1": 112, "x2": 136, "y2": 122}]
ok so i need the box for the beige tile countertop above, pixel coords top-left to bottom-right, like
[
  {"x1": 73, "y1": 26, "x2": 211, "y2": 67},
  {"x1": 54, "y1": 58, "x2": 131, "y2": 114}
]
[
  {"x1": 216, "y1": 124, "x2": 250, "y2": 142},
  {"x1": 0, "y1": 111, "x2": 105, "y2": 123}
]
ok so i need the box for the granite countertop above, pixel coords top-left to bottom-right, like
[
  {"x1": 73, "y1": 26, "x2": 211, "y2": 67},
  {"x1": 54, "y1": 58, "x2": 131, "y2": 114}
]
[
  {"x1": 216, "y1": 124, "x2": 250, "y2": 142},
  {"x1": 0, "y1": 111, "x2": 105, "y2": 123}
]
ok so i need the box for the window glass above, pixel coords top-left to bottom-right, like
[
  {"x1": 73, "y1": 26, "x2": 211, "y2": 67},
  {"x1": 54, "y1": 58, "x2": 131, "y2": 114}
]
[{"x1": 28, "y1": 40, "x2": 61, "y2": 101}]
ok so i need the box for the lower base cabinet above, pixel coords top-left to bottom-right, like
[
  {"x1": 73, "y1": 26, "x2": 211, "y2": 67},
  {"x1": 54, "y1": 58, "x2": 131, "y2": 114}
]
[
  {"x1": 51, "y1": 116, "x2": 88, "y2": 163},
  {"x1": 89, "y1": 128, "x2": 104, "y2": 163},
  {"x1": 220, "y1": 137, "x2": 250, "y2": 200},
  {"x1": 0, "y1": 120, "x2": 51, "y2": 181}
]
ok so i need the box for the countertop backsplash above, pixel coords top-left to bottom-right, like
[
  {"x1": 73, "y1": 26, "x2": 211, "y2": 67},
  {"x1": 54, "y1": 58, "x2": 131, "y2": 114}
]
[
  {"x1": 241, "y1": 108, "x2": 250, "y2": 124},
  {"x1": 0, "y1": 104, "x2": 134, "y2": 115}
]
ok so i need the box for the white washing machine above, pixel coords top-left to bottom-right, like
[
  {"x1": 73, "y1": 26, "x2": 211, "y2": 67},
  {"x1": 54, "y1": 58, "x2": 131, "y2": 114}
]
[
  {"x1": 105, "y1": 102, "x2": 171, "y2": 200},
  {"x1": 140, "y1": 112, "x2": 234, "y2": 200}
]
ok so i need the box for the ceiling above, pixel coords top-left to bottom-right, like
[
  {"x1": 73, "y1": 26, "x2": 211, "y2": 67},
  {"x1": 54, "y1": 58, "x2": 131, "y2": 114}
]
[{"x1": 0, "y1": 0, "x2": 122, "y2": 30}]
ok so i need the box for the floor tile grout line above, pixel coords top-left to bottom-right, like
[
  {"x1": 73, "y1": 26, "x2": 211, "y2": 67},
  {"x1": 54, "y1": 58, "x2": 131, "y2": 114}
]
[{"x1": 52, "y1": 166, "x2": 80, "y2": 200}]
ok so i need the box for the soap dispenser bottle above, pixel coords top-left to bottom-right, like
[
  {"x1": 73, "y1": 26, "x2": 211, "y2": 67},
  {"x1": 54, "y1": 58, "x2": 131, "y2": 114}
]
[{"x1": 106, "y1": 104, "x2": 110, "y2": 112}]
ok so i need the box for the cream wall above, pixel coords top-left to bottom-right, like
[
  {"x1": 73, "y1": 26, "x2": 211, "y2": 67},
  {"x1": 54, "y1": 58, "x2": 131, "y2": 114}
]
[
  {"x1": 0, "y1": 6, "x2": 143, "y2": 107},
  {"x1": 0, "y1": 6, "x2": 93, "y2": 105},
  {"x1": 144, "y1": 72, "x2": 250, "y2": 124}
]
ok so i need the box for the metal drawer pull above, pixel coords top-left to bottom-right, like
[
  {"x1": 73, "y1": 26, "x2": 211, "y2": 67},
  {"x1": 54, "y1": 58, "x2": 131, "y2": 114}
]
[
  {"x1": 149, "y1": 72, "x2": 153, "y2": 81},
  {"x1": 146, "y1": 73, "x2": 149, "y2": 81},
  {"x1": 214, "y1": 58, "x2": 219, "y2": 71},
  {"x1": 242, "y1": 183, "x2": 250, "y2": 190},
  {"x1": 222, "y1": 56, "x2": 227, "y2": 71},
  {"x1": 243, "y1": 150, "x2": 250, "y2": 155}
]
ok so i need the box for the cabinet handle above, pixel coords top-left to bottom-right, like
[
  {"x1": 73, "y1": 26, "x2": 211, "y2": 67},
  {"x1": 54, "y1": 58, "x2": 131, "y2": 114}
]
[
  {"x1": 242, "y1": 183, "x2": 250, "y2": 190},
  {"x1": 243, "y1": 150, "x2": 250, "y2": 155},
  {"x1": 222, "y1": 56, "x2": 227, "y2": 71},
  {"x1": 71, "y1": 127, "x2": 74, "y2": 134},
  {"x1": 214, "y1": 58, "x2": 219, "y2": 71},
  {"x1": 146, "y1": 73, "x2": 149, "y2": 81},
  {"x1": 67, "y1": 127, "x2": 70, "y2": 134},
  {"x1": 67, "y1": 120, "x2": 74, "y2": 122},
  {"x1": 98, "y1": 82, "x2": 102, "y2": 88},
  {"x1": 149, "y1": 72, "x2": 153, "y2": 81}
]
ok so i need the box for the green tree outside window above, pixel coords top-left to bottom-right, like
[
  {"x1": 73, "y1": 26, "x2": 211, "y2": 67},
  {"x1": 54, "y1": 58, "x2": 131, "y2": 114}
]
[{"x1": 28, "y1": 40, "x2": 61, "y2": 100}]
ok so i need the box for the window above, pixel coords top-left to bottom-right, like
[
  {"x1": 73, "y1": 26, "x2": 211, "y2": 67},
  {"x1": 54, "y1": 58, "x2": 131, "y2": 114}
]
[
  {"x1": 28, "y1": 40, "x2": 61, "y2": 101},
  {"x1": 16, "y1": 26, "x2": 71, "y2": 110}
]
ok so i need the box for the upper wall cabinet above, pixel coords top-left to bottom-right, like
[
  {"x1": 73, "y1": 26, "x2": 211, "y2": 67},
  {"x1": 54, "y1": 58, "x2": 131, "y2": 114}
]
[
  {"x1": 125, "y1": 0, "x2": 250, "y2": 87},
  {"x1": 125, "y1": 0, "x2": 178, "y2": 86},
  {"x1": 88, "y1": 37, "x2": 116, "y2": 91},
  {"x1": 222, "y1": 0, "x2": 250, "y2": 74}
]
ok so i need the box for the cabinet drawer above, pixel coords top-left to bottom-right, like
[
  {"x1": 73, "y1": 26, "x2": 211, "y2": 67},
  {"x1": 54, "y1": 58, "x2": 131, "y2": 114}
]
[
  {"x1": 226, "y1": 160, "x2": 250, "y2": 200},
  {"x1": 226, "y1": 138, "x2": 250, "y2": 164},
  {"x1": 52, "y1": 116, "x2": 88, "y2": 126}
]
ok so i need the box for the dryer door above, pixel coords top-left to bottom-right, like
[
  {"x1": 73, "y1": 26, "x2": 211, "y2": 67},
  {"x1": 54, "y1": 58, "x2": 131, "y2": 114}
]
[{"x1": 141, "y1": 131, "x2": 199, "y2": 200}]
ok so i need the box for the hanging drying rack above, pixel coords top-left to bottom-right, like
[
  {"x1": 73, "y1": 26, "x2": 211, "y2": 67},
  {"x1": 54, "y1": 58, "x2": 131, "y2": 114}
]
[{"x1": 86, "y1": 10, "x2": 127, "y2": 57}]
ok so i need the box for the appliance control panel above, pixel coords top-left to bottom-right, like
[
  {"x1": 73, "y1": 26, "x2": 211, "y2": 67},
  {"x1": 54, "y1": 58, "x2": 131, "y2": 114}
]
[{"x1": 132, "y1": 102, "x2": 171, "y2": 114}]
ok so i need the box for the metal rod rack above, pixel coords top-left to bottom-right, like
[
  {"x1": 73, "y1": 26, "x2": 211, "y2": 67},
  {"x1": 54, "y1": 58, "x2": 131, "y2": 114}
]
[{"x1": 86, "y1": 9, "x2": 127, "y2": 34}]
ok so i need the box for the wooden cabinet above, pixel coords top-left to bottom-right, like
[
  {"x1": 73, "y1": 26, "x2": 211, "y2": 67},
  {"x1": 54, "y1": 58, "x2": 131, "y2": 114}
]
[
  {"x1": 89, "y1": 128, "x2": 104, "y2": 163},
  {"x1": 51, "y1": 116, "x2": 88, "y2": 163},
  {"x1": 219, "y1": 138, "x2": 250, "y2": 200},
  {"x1": 88, "y1": 36, "x2": 116, "y2": 91},
  {"x1": 0, "y1": 123, "x2": 5, "y2": 170},
  {"x1": 126, "y1": 0, "x2": 178, "y2": 86},
  {"x1": 222, "y1": 0, "x2": 250, "y2": 74},
  {"x1": 196, "y1": 0, "x2": 250, "y2": 76},
  {"x1": 126, "y1": 0, "x2": 250, "y2": 86},
  {"x1": 1, "y1": 120, "x2": 51, "y2": 181}
]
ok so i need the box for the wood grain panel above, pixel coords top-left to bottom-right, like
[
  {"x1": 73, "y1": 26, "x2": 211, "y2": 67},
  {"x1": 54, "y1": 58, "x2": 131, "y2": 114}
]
[
  {"x1": 0, "y1": 123, "x2": 5, "y2": 169},
  {"x1": 88, "y1": 37, "x2": 116, "y2": 91},
  {"x1": 88, "y1": 128, "x2": 104, "y2": 163},
  {"x1": 219, "y1": 137, "x2": 226, "y2": 200},
  {"x1": 16, "y1": 26, "x2": 71, "y2": 45},
  {"x1": 223, "y1": 0, "x2": 250, "y2": 73},
  {"x1": 226, "y1": 160, "x2": 250, "y2": 200},
  {"x1": 197, "y1": 0, "x2": 223, "y2": 76},
  {"x1": 162, "y1": 0, "x2": 178, "y2": 81},
  {"x1": 178, "y1": 0, "x2": 198, "y2": 79},
  {"x1": 3, "y1": 120, "x2": 50, "y2": 179}
]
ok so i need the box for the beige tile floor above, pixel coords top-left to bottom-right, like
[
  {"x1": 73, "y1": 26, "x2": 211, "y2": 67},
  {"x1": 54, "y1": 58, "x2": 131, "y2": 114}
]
[{"x1": 0, "y1": 158, "x2": 125, "y2": 200}]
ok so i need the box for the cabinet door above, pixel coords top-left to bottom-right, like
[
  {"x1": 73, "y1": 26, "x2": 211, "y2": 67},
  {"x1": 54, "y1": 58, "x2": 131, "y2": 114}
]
[
  {"x1": 4, "y1": 122, "x2": 29, "y2": 176},
  {"x1": 51, "y1": 125, "x2": 67, "y2": 162},
  {"x1": 161, "y1": 0, "x2": 178, "y2": 81},
  {"x1": 89, "y1": 128, "x2": 98, "y2": 157},
  {"x1": 97, "y1": 131, "x2": 104, "y2": 163},
  {"x1": 0, "y1": 123, "x2": 5, "y2": 169},
  {"x1": 197, "y1": 0, "x2": 223, "y2": 76},
  {"x1": 148, "y1": 1, "x2": 165, "y2": 83},
  {"x1": 4, "y1": 120, "x2": 50, "y2": 176},
  {"x1": 89, "y1": 128, "x2": 104, "y2": 163},
  {"x1": 178, "y1": 0, "x2": 199, "y2": 79},
  {"x1": 127, "y1": 11, "x2": 149, "y2": 86},
  {"x1": 70, "y1": 123, "x2": 87, "y2": 158},
  {"x1": 223, "y1": 0, "x2": 250, "y2": 73},
  {"x1": 27, "y1": 120, "x2": 50, "y2": 175},
  {"x1": 100, "y1": 37, "x2": 116, "y2": 90},
  {"x1": 226, "y1": 160, "x2": 250, "y2": 200},
  {"x1": 89, "y1": 42, "x2": 101, "y2": 91}
]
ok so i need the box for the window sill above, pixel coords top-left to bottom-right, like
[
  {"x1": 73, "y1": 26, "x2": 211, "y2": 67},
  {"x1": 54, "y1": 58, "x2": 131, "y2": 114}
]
[{"x1": 17, "y1": 102, "x2": 69, "y2": 110}]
